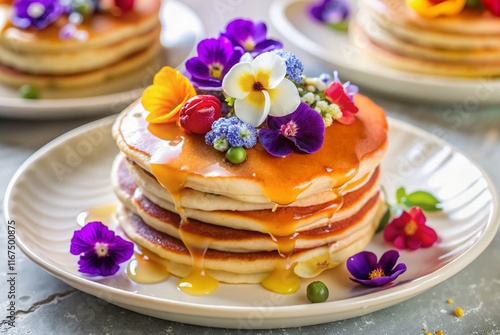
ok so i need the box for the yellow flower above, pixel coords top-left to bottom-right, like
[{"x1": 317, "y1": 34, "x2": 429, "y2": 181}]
[
  {"x1": 407, "y1": 0, "x2": 466, "y2": 18},
  {"x1": 222, "y1": 52, "x2": 300, "y2": 127},
  {"x1": 141, "y1": 67, "x2": 197, "y2": 124}
]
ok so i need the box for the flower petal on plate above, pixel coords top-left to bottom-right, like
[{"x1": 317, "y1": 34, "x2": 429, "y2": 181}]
[
  {"x1": 377, "y1": 250, "x2": 400, "y2": 275},
  {"x1": 252, "y1": 21, "x2": 267, "y2": 43},
  {"x1": 346, "y1": 251, "x2": 378, "y2": 279}
]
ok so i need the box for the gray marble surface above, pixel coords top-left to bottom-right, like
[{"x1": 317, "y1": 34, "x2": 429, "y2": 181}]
[{"x1": 1, "y1": 1, "x2": 500, "y2": 334}]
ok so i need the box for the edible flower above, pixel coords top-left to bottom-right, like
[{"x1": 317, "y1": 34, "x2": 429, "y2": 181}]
[
  {"x1": 324, "y1": 71, "x2": 358, "y2": 125},
  {"x1": 221, "y1": 19, "x2": 283, "y2": 56},
  {"x1": 222, "y1": 52, "x2": 300, "y2": 127},
  {"x1": 406, "y1": 0, "x2": 466, "y2": 18},
  {"x1": 179, "y1": 95, "x2": 222, "y2": 134},
  {"x1": 259, "y1": 102, "x2": 325, "y2": 157},
  {"x1": 185, "y1": 36, "x2": 244, "y2": 88},
  {"x1": 205, "y1": 117, "x2": 257, "y2": 151},
  {"x1": 384, "y1": 207, "x2": 438, "y2": 250},
  {"x1": 70, "y1": 221, "x2": 134, "y2": 276},
  {"x1": 481, "y1": 0, "x2": 500, "y2": 15},
  {"x1": 114, "y1": 0, "x2": 135, "y2": 12},
  {"x1": 142, "y1": 67, "x2": 196, "y2": 123},
  {"x1": 309, "y1": 0, "x2": 350, "y2": 30},
  {"x1": 346, "y1": 250, "x2": 407, "y2": 287},
  {"x1": 272, "y1": 49, "x2": 304, "y2": 83},
  {"x1": 10, "y1": 0, "x2": 65, "y2": 30}
]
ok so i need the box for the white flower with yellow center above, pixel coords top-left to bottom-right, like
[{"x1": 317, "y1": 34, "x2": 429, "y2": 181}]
[{"x1": 222, "y1": 52, "x2": 300, "y2": 127}]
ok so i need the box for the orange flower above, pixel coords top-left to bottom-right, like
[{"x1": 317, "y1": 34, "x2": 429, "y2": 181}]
[
  {"x1": 141, "y1": 67, "x2": 197, "y2": 123},
  {"x1": 407, "y1": 0, "x2": 466, "y2": 18}
]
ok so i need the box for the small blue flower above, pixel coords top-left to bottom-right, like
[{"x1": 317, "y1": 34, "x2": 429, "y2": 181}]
[
  {"x1": 205, "y1": 117, "x2": 257, "y2": 151},
  {"x1": 273, "y1": 49, "x2": 304, "y2": 83}
]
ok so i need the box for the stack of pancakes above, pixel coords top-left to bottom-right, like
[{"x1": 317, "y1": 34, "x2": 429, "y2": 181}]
[
  {"x1": 111, "y1": 95, "x2": 388, "y2": 293},
  {"x1": 0, "y1": 0, "x2": 161, "y2": 89},
  {"x1": 354, "y1": 0, "x2": 500, "y2": 77}
]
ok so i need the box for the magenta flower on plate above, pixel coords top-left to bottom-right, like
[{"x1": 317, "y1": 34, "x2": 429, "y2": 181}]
[
  {"x1": 325, "y1": 71, "x2": 359, "y2": 125},
  {"x1": 384, "y1": 207, "x2": 438, "y2": 250},
  {"x1": 309, "y1": 0, "x2": 350, "y2": 25},
  {"x1": 346, "y1": 250, "x2": 407, "y2": 287},
  {"x1": 221, "y1": 19, "x2": 282, "y2": 56},
  {"x1": 11, "y1": 0, "x2": 65, "y2": 30},
  {"x1": 70, "y1": 221, "x2": 134, "y2": 276},
  {"x1": 259, "y1": 102, "x2": 325, "y2": 157},
  {"x1": 185, "y1": 36, "x2": 244, "y2": 89}
]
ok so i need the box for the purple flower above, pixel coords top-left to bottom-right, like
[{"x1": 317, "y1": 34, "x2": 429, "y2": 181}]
[
  {"x1": 70, "y1": 221, "x2": 134, "y2": 276},
  {"x1": 221, "y1": 19, "x2": 282, "y2": 56},
  {"x1": 185, "y1": 36, "x2": 244, "y2": 89},
  {"x1": 346, "y1": 250, "x2": 407, "y2": 287},
  {"x1": 259, "y1": 102, "x2": 325, "y2": 157},
  {"x1": 309, "y1": 0, "x2": 350, "y2": 25},
  {"x1": 11, "y1": 0, "x2": 65, "y2": 30}
]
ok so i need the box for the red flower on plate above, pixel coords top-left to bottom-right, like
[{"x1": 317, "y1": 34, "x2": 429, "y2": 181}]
[{"x1": 383, "y1": 207, "x2": 438, "y2": 250}]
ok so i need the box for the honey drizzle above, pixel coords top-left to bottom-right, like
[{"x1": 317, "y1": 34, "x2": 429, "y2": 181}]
[{"x1": 151, "y1": 146, "x2": 219, "y2": 296}]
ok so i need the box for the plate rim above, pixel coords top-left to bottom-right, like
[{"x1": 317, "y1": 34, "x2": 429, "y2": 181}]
[
  {"x1": 269, "y1": 0, "x2": 500, "y2": 104},
  {"x1": 0, "y1": 0, "x2": 205, "y2": 119},
  {"x1": 3, "y1": 115, "x2": 499, "y2": 327}
]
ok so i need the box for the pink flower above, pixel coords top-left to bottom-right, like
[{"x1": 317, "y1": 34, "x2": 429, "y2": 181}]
[{"x1": 383, "y1": 207, "x2": 438, "y2": 250}]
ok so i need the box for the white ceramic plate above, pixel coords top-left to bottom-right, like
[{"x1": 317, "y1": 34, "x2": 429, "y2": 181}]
[
  {"x1": 269, "y1": 0, "x2": 500, "y2": 104},
  {"x1": 0, "y1": 1, "x2": 204, "y2": 119},
  {"x1": 4, "y1": 116, "x2": 499, "y2": 329}
]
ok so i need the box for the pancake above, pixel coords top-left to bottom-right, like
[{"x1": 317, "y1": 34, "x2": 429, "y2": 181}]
[
  {"x1": 112, "y1": 154, "x2": 382, "y2": 252},
  {"x1": 117, "y1": 205, "x2": 382, "y2": 283},
  {"x1": 114, "y1": 154, "x2": 381, "y2": 234},
  {"x1": 0, "y1": 41, "x2": 160, "y2": 88},
  {"x1": 111, "y1": 89, "x2": 388, "y2": 293},
  {"x1": 354, "y1": 0, "x2": 500, "y2": 77},
  {"x1": 0, "y1": 0, "x2": 161, "y2": 88}
]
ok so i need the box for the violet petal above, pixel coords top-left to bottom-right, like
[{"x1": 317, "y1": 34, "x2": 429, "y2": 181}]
[
  {"x1": 253, "y1": 39, "x2": 283, "y2": 53},
  {"x1": 389, "y1": 263, "x2": 407, "y2": 278},
  {"x1": 108, "y1": 236, "x2": 134, "y2": 263},
  {"x1": 377, "y1": 250, "x2": 400, "y2": 276},
  {"x1": 224, "y1": 19, "x2": 253, "y2": 46},
  {"x1": 221, "y1": 46, "x2": 244, "y2": 77},
  {"x1": 252, "y1": 21, "x2": 267, "y2": 43},
  {"x1": 185, "y1": 58, "x2": 210, "y2": 80},
  {"x1": 287, "y1": 103, "x2": 325, "y2": 154}
]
